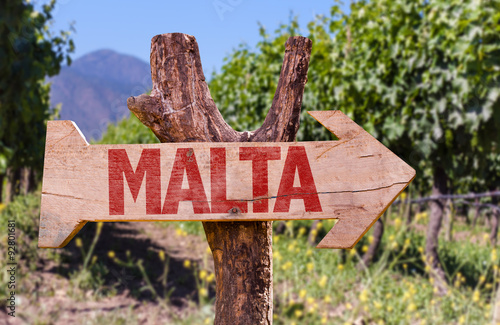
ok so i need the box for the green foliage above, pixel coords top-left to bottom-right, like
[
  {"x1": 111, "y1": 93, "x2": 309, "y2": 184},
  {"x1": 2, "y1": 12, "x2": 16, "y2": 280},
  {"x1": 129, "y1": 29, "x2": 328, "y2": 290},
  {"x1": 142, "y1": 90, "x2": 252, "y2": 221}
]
[
  {"x1": 271, "y1": 213, "x2": 497, "y2": 324},
  {"x1": 97, "y1": 112, "x2": 159, "y2": 145},
  {"x1": 0, "y1": 0, "x2": 74, "y2": 175},
  {"x1": 0, "y1": 192, "x2": 41, "y2": 305},
  {"x1": 209, "y1": 0, "x2": 500, "y2": 194}
]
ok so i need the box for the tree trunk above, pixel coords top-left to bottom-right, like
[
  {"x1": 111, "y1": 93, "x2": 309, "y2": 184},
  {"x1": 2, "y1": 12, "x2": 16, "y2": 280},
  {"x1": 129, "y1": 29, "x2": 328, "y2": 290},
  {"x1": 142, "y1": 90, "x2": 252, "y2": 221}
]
[
  {"x1": 307, "y1": 220, "x2": 320, "y2": 245},
  {"x1": 444, "y1": 200, "x2": 453, "y2": 242},
  {"x1": 127, "y1": 33, "x2": 312, "y2": 324},
  {"x1": 358, "y1": 218, "x2": 384, "y2": 269},
  {"x1": 7, "y1": 167, "x2": 21, "y2": 202},
  {"x1": 490, "y1": 194, "x2": 499, "y2": 246},
  {"x1": 472, "y1": 198, "x2": 480, "y2": 228},
  {"x1": 0, "y1": 173, "x2": 4, "y2": 203},
  {"x1": 425, "y1": 166, "x2": 448, "y2": 295}
]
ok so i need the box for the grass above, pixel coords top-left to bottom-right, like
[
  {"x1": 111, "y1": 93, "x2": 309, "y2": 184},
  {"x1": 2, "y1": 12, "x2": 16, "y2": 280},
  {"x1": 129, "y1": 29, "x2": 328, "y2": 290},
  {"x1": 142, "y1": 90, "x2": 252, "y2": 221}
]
[{"x1": 0, "y1": 191, "x2": 498, "y2": 324}]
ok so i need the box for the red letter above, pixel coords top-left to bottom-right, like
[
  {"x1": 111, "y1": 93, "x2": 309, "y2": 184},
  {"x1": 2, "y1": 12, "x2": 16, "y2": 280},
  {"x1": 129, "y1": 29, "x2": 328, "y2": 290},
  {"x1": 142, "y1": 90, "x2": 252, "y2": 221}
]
[
  {"x1": 211, "y1": 148, "x2": 248, "y2": 213},
  {"x1": 240, "y1": 147, "x2": 280, "y2": 213},
  {"x1": 108, "y1": 149, "x2": 161, "y2": 215},
  {"x1": 274, "y1": 146, "x2": 322, "y2": 213},
  {"x1": 163, "y1": 148, "x2": 210, "y2": 214}
]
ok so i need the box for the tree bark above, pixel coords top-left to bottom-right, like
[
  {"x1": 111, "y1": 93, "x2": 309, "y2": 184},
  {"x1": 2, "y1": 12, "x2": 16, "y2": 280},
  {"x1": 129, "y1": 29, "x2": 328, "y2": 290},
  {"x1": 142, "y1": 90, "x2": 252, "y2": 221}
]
[
  {"x1": 358, "y1": 219, "x2": 384, "y2": 269},
  {"x1": 425, "y1": 166, "x2": 448, "y2": 295},
  {"x1": 127, "y1": 33, "x2": 312, "y2": 324}
]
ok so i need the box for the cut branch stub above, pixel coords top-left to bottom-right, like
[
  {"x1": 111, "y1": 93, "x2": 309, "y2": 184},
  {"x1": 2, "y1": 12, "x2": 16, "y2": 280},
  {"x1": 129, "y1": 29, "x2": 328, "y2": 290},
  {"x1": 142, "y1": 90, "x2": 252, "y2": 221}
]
[{"x1": 128, "y1": 33, "x2": 312, "y2": 325}]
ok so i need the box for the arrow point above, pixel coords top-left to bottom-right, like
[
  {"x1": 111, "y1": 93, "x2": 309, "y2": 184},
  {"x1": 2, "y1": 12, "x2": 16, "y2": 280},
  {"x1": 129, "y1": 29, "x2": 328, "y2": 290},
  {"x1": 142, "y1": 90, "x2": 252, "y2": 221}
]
[
  {"x1": 316, "y1": 218, "x2": 376, "y2": 249},
  {"x1": 46, "y1": 120, "x2": 89, "y2": 148},
  {"x1": 308, "y1": 110, "x2": 364, "y2": 140},
  {"x1": 38, "y1": 211, "x2": 86, "y2": 248}
]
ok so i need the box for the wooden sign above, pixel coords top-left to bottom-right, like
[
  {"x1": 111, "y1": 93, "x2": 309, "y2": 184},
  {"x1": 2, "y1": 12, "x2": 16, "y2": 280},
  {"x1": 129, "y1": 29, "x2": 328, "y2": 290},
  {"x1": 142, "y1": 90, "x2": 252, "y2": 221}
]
[{"x1": 39, "y1": 110, "x2": 415, "y2": 249}]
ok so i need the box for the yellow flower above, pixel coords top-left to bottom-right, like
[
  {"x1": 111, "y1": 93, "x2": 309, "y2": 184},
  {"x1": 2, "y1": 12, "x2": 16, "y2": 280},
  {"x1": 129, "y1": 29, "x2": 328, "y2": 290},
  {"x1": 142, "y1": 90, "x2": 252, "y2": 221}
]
[
  {"x1": 479, "y1": 275, "x2": 486, "y2": 284},
  {"x1": 288, "y1": 243, "x2": 296, "y2": 252},
  {"x1": 321, "y1": 316, "x2": 328, "y2": 324},
  {"x1": 385, "y1": 293, "x2": 392, "y2": 299},
  {"x1": 282, "y1": 261, "x2": 293, "y2": 271},
  {"x1": 458, "y1": 315, "x2": 466, "y2": 324},
  {"x1": 349, "y1": 249, "x2": 356, "y2": 256},
  {"x1": 307, "y1": 296, "x2": 315, "y2": 304},
  {"x1": 394, "y1": 218, "x2": 402, "y2": 228},
  {"x1": 207, "y1": 273, "x2": 215, "y2": 283},
  {"x1": 374, "y1": 301, "x2": 382, "y2": 309},
  {"x1": 491, "y1": 249, "x2": 497, "y2": 262},
  {"x1": 317, "y1": 222, "x2": 323, "y2": 230},
  {"x1": 306, "y1": 263, "x2": 314, "y2": 272},
  {"x1": 368, "y1": 235, "x2": 374, "y2": 243},
  {"x1": 324, "y1": 295, "x2": 331, "y2": 303},
  {"x1": 273, "y1": 235, "x2": 279, "y2": 244},
  {"x1": 400, "y1": 192, "x2": 407, "y2": 200},
  {"x1": 158, "y1": 250, "x2": 165, "y2": 262},
  {"x1": 299, "y1": 289, "x2": 307, "y2": 299},
  {"x1": 0, "y1": 203, "x2": 5, "y2": 212},
  {"x1": 319, "y1": 275, "x2": 328, "y2": 287},
  {"x1": 407, "y1": 303, "x2": 417, "y2": 312},
  {"x1": 206, "y1": 246, "x2": 212, "y2": 254},
  {"x1": 362, "y1": 245, "x2": 369, "y2": 253},
  {"x1": 75, "y1": 237, "x2": 83, "y2": 248},
  {"x1": 359, "y1": 289, "x2": 369, "y2": 302},
  {"x1": 298, "y1": 227, "x2": 306, "y2": 237},
  {"x1": 91, "y1": 255, "x2": 97, "y2": 265},
  {"x1": 274, "y1": 251, "x2": 282, "y2": 261},
  {"x1": 387, "y1": 305, "x2": 393, "y2": 312},
  {"x1": 204, "y1": 317, "x2": 211, "y2": 325},
  {"x1": 108, "y1": 250, "x2": 115, "y2": 259},
  {"x1": 199, "y1": 270, "x2": 207, "y2": 280},
  {"x1": 337, "y1": 264, "x2": 344, "y2": 271},
  {"x1": 472, "y1": 290, "x2": 480, "y2": 303},
  {"x1": 176, "y1": 228, "x2": 183, "y2": 236},
  {"x1": 183, "y1": 259, "x2": 191, "y2": 268},
  {"x1": 306, "y1": 249, "x2": 313, "y2": 257},
  {"x1": 199, "y1": 287, "x2": 208, "y2": 297},
  {"x1": 346, "y1": 302, "x2": 353, "y2": 310},
  {"x1": 294, "y1": 310, "x2": 303, "y2": 318}
]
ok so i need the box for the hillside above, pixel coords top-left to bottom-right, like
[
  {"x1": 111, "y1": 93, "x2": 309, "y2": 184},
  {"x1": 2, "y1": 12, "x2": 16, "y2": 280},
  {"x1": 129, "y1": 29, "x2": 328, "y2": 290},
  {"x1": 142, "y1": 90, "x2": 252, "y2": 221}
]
[{"x1": 49, "y1": 49, "x2": 152, "y2": 140}]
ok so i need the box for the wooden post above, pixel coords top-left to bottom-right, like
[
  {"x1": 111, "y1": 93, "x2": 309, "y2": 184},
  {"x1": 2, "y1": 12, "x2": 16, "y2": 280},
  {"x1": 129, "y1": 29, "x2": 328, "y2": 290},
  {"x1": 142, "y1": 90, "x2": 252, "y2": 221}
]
[{"x1": 127, "y1": 33, "x2": 312, "y2": 324}]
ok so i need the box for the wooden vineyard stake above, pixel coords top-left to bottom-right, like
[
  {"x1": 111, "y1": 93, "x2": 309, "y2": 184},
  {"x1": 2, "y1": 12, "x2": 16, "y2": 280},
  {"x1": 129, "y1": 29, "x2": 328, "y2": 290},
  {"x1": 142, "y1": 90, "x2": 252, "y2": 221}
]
[{"x1": 39, "y1": 33, "x2": 415, "y2": 324}]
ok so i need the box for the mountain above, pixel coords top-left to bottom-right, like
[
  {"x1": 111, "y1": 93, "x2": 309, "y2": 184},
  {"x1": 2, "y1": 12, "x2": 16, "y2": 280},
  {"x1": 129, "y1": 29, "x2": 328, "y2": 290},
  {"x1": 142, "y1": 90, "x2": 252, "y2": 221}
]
[{"x1": 49, "y1": 49, "x2": 152, "y2": 140}]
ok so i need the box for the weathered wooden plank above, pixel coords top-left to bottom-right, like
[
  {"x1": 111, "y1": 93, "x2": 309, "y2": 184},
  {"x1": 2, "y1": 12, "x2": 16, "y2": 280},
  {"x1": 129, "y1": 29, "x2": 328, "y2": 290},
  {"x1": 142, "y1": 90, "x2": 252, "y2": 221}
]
[{"x1": 39, "y1": 110, "x2": 415, "y2": 248}]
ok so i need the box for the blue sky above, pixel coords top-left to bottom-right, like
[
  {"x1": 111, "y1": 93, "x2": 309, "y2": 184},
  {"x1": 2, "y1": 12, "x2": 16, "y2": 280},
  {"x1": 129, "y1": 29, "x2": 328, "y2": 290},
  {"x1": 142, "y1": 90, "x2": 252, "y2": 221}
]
[{"x1": 44, "y1": 0, "x2": 345, "y2": 75}]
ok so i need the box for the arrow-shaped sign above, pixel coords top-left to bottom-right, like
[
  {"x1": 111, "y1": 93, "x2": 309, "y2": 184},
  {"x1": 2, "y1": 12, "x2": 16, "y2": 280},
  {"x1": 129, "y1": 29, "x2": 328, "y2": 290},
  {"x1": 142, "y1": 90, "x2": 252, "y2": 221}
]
[{"x1": 39, "y1": 111, "x2": 415, "y2": 249}]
